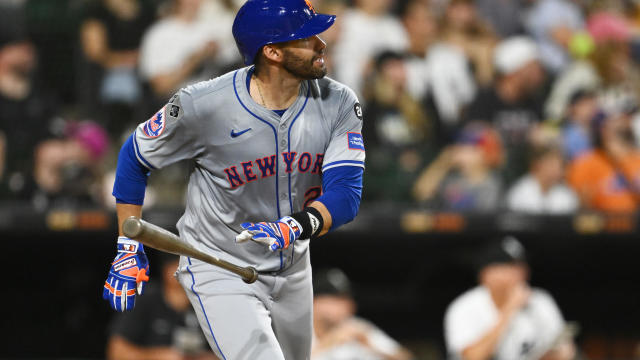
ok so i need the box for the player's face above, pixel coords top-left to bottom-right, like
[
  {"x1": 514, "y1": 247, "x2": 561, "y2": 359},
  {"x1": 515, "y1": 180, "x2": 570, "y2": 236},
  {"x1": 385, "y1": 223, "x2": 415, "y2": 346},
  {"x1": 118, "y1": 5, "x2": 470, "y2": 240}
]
[
  {"x1": 280, "y1": 35, "x2": 327, "y2": 79},
  {"x1": 480, "y1": 263, "x2": 528, "y2": 292},
  {"x1": 313, "y1": 295, "x2": 356, "y2": 327}
]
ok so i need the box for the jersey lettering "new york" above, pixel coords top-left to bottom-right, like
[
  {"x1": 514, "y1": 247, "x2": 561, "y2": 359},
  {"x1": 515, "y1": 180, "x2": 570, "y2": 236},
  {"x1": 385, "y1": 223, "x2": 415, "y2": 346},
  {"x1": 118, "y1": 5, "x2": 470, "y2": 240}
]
[{"x1": 224, "y1": 153, "x2": 324, "y2": 188}]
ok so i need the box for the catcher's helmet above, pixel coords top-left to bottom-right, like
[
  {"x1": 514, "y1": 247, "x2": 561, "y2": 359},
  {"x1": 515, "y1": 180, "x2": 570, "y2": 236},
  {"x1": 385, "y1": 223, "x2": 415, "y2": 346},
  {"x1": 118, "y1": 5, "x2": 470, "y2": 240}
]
[{"x1": 232, "y1": 0, "x2": 336, "y2": 65}]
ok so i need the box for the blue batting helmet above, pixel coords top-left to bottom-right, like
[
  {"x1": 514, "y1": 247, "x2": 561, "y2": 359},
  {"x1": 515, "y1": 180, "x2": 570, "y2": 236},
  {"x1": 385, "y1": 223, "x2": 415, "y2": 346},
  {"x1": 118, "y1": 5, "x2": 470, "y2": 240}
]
[{"x1": 232, "y1": 0, "x2": 336, "y2": 65}]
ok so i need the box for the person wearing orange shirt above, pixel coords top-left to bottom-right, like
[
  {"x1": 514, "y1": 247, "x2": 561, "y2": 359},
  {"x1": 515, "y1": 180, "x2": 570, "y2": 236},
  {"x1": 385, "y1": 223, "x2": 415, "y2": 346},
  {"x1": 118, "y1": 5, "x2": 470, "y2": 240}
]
[{"x1": 567, "y1": 113, "x2": 640, "y2": 212}]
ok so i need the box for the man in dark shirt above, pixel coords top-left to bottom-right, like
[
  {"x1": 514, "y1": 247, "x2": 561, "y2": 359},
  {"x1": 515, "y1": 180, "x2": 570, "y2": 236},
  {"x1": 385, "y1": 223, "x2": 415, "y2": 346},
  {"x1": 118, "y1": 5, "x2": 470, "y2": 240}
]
[{"x1": 463, "y1": 36, "x2": 547, "y2": 184}]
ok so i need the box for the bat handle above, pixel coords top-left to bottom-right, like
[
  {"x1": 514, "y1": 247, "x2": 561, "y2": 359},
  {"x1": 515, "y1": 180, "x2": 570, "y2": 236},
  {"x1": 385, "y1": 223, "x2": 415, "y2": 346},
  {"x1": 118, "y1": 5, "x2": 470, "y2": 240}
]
[{"x1": 123, "y1": 216, "x2": 259, "y2": 284}]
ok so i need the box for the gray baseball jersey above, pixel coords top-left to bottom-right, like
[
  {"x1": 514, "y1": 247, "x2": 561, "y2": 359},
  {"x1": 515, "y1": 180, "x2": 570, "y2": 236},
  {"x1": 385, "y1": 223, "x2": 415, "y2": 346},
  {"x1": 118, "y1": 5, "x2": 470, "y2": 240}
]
[
  {"x1": 133, "y1": 66, "x2": 365, "y2": 272},
  {"x1": 133, "y1": 67, "x2": 365, "y2": 359}
]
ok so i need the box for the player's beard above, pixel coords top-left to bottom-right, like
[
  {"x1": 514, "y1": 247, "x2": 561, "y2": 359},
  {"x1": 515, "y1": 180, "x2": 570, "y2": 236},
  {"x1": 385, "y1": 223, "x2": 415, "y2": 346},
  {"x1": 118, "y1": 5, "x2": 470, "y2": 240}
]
[{"x1": 281, "y1": 48, "x2": 327, "y2": 80}]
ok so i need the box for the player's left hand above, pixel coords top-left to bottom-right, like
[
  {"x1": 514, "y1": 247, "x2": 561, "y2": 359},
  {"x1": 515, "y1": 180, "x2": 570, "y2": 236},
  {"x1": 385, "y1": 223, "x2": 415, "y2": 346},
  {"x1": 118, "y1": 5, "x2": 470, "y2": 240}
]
[
  {"x1": 236, "y1": 216, "x2": 302, "y2": 251},
  {"x1": 103, "y1": 237, "x2": 150, "y2": 312}
]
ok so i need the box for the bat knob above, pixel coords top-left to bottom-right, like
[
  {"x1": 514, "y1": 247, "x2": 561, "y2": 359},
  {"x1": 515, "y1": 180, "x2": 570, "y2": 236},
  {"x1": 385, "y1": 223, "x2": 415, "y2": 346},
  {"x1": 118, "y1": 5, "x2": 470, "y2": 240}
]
[
  {"x1": 242, "y1": 267, "x2": 259, "y2": 284},
  {"x1": 122, "y1": 216, "x2": 143, "y2": 238}
]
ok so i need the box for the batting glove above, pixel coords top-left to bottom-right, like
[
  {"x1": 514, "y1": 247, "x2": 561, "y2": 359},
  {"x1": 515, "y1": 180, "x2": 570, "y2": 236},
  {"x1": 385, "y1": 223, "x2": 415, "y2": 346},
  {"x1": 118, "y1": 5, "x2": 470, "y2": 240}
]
[
  {"x1": 103, "y1": 237, "x2": 150, "y2": 312},
  {"x1": 236, "y1": 216, "x2": 302, "y2": 251}
]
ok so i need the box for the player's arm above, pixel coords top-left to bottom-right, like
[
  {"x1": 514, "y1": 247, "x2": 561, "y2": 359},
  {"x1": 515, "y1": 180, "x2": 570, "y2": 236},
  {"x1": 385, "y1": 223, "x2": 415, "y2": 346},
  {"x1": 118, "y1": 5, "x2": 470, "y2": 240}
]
[
  {"x1": 81, "y1": 19, "x2": 138, "y2": 69},
  {"x1": 459, "y1": 285, "x2": 530, "y2": 360},
  {"x1": 104, "y1": 90, "x2": 203, "y2": 311},
  {"x1": 103, "y1": 134, "x2": 152, "y2": 312}
]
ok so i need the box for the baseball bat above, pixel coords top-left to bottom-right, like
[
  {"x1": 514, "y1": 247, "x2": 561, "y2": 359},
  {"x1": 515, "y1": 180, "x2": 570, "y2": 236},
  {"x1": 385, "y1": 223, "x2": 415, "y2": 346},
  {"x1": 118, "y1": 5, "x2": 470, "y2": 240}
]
[{"x1": 122, "y1": 216, "x2": 258, "y2": 284}]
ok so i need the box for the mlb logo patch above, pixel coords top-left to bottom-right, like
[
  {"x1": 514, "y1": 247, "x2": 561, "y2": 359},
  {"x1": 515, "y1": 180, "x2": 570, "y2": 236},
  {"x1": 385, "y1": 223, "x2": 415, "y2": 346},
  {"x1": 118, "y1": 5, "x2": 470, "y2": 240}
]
[
  {"x1": 347, "y1": 132, "x2": 365, "y2": 151},
  {"x1": 143, "y1": 107, "x2": 166, "y2": 138}
]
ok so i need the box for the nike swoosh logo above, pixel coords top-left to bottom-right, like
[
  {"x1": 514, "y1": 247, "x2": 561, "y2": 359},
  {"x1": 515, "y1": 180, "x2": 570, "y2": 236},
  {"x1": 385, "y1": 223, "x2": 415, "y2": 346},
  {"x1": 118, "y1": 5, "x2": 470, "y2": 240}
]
[{"x1": 230, "y1": 128, "x2": 252, "y2": 138}]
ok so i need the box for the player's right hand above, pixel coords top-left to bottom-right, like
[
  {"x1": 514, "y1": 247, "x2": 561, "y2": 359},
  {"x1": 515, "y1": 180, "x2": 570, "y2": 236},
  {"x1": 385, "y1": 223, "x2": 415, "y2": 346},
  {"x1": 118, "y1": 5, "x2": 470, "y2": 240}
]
[
  {"x1": 236, "y1": 216, "x2": 302, "y2": 251},
  {"x1": 103, "y1": 237, "x2": 150, "y2": 312}
]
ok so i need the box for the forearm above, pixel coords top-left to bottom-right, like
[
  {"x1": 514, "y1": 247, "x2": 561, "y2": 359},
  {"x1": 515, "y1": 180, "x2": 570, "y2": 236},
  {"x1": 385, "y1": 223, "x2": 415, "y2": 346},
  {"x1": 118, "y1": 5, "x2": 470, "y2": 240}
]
[
  {"x1": 149, "y1": 52, "x2": 205, "y2": 96},
  {"x1": 308, "y1": 201, "x2": 332, "y2": 236},
  {"x1": 413, "y1": 156, "x2": 451, "y2": 201},
  {"x1": 112, "y1": 133, "x2": 149, "y2": 232},
  {"x1": 102, "y1": 50, "x2": 138, "y2": 69},
  {"x1": 116, "y1": 203, "x2": 142, "y2": 236},
  {"x1": 82, "y1": 21, "x2": 136, "y2": 69},
  {"x1": 540, "y1": 340, "x2": 576, "y2": 360},
  {"x1": 461, "y1": 310, "x2": 516, "y2": 360}
]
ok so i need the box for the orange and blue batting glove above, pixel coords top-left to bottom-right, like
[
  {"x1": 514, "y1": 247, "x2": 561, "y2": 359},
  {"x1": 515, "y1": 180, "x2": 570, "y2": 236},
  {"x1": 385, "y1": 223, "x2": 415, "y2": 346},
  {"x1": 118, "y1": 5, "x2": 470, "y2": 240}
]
[
  {"x1": 103, "y1": 237, "x2": 149, "y2": 312},
  {"x1": 236, "y1": 216, "x2": 303, "y2": 252}
]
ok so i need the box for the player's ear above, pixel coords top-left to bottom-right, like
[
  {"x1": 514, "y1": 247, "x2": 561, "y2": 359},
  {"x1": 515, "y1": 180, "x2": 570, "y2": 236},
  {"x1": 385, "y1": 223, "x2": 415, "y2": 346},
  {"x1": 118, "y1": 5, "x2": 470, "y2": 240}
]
[{"x1": 262, "y1": 44, "x2": 284, "y2": 64}]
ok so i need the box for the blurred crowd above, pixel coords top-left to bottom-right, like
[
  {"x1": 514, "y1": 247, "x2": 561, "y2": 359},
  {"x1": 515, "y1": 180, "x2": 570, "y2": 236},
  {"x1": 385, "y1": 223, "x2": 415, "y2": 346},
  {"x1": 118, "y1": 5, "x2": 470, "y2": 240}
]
[{"x1": 3, "y1": 0, "x2": 640, "y2": 214}]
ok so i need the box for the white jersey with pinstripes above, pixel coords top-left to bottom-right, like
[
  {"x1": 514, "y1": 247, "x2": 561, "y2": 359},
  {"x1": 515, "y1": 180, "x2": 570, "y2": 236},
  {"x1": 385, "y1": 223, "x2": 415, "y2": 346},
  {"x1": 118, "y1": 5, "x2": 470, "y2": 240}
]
[{"x1": 133, "y1": 66, "x2": 365, "y2": 273}]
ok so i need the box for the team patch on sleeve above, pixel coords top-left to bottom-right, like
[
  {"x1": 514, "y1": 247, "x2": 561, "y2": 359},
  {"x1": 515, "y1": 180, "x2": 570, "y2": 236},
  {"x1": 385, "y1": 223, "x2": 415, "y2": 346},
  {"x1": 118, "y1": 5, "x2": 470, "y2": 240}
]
[
  {"x1": 347, "y1": 132, "x2": 365, "y2": 151},
  {"x1": 142, "y1": 106, "x2": 166, "y2": 138}
]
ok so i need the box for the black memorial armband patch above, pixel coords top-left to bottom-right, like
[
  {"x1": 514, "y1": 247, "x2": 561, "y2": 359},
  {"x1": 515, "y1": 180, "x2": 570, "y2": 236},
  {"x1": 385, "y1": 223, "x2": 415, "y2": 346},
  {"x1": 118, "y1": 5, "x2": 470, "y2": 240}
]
[
  {"x1": 354, "y1": 102, "x2": 363, "y2": 120},
  {"x1": 169, "y1": 104, "x2": 180, "y2": 118}
]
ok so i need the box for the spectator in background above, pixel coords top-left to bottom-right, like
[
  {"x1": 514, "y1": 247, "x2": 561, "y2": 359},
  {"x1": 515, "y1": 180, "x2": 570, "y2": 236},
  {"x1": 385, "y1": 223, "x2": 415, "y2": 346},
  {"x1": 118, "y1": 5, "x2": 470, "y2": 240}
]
[
  {"x1": 331, "y1": 0, "x2": 408, "y2": 97},
  {"x1": 545, "y1": 12, "x2": 639, "y2": 122},
  {"x1": 463, "y1": 36, "x2": 547, "y2": 185},
  {"x1": 420, "y1": 42, "x2": 476, "y2": 137},
  {"x1": 107, "y1": 254, "x2": 218, "y2": 360},
  {"x1": 0, "y1": 29, "x2": 57, "y2": 201},
  {"x1": 362, "y1": 51, "x2": 432, "y2": 202},
  {"x1": 524, "y1": 0, "x2": 585, "y2": 74},
  {"x1": 506, "y1": 145, "x2": 578, "y2": 214},
  {"x1": 474, "y1": 0, "x2": 526, "y2": 38},
  {"x1": 33, "y1": 120, "x2": 109, "y2": 207},
  {"x1": 80, "y1": 0, "x2": 156, "y2": 136},
  {"x1": 439, "y1": 0, "x2": 497, "y2": 87},
  {"x1": 568, "y1": 113, "x2": 640, "y2": 212},
  {"x1": 412, "y1": 123, "x2": 503, "y2": 212},
  {"x1": 586, "y1": 12, "x2": 640, "y2": 118},
  {"x1": 562, "y1": 90, "x2": 599, "y2": 160},
  {"x1": 311, "y1": 268, "x2": 413, "y2": 360},
  {"x1": 401, "y1": 0, "x2": 476, "y2": 136},
  {"x1": 401, "y1": 0, "x2": 438, "y2": 60},
  {"x1": 444, "y1": 236, "x2": 576, "y2": 360},
  {"x1": 197, "y1": 0, "x2": 242, "y2": 69},
  {"x1": 139, "y1": 0, "x2": 219, "y2": 109}
]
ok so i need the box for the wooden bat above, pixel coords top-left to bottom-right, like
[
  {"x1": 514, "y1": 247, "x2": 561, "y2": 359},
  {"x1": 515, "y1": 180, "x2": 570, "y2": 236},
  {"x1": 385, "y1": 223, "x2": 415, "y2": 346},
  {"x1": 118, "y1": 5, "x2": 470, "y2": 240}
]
[{"x1": 122, "y1": 216, "x2": 258, "y2": 284}]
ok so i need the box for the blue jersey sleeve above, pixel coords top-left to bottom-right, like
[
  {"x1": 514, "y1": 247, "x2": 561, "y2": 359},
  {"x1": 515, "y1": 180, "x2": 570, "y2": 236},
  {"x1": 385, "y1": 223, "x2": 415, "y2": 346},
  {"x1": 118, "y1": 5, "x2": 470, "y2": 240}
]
[
  {"x1": 316, "y1": 165, "x2": 363, "y2": 230},
  {"x1": 112, "y1": 134, "x2": 150, "y2": 205}
]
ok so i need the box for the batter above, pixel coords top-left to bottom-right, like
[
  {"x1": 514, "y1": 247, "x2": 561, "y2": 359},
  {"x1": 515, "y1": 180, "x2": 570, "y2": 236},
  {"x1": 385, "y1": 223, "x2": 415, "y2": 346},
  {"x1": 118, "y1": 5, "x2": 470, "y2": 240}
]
[{"x1": 102, "y1": 1, "x2": 365, "y2": 359}]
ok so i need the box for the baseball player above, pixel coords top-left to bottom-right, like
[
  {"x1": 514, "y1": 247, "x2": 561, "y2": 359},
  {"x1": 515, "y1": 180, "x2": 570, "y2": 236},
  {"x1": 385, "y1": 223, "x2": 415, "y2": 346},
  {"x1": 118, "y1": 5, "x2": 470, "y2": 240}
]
[
  {"x1": 444, "y1": 237, "x2": 576, "y2": 360},
  {"x1": 102, "y1": 0, "x2": 365, "y2": 359}
]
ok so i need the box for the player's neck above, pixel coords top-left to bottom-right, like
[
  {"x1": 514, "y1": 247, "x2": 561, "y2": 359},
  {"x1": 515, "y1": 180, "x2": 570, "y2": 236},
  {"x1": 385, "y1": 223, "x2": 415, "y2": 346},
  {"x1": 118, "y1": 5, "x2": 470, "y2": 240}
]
[{"x1": 251, "y1": 68, "x2": 301, "y2": 110}]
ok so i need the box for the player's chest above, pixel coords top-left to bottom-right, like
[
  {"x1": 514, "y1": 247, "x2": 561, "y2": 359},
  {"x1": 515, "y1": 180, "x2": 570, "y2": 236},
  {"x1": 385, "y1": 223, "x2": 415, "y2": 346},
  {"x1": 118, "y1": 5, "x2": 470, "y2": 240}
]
[{"x1": 198, "y1": 111, "x2": 329, "y2": 179}]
